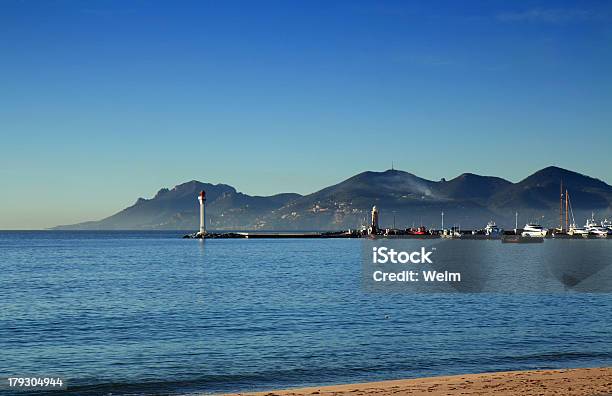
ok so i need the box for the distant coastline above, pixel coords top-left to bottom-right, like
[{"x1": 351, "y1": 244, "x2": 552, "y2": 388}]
[{"x1": 53, "y1": 166, "x2": 612, "y2": 232}]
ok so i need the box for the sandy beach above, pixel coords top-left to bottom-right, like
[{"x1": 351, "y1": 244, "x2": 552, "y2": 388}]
[{"x1": 225, "y1": 367, "x2": 612, "y2": 396}]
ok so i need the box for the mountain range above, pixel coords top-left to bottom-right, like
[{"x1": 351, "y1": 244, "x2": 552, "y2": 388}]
[{"x1": 53, "y1": 166, "x2": 612, "y2": 231}]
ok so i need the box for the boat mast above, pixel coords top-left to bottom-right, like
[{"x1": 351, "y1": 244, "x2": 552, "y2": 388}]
[
  {"x1": 559, "y1": 180, "x2": 563, "y2": 232},
  {"x1": 515, "y1": 211, "x2": 518, "y2": 231},
  {"x1": 567, "y1": 191, "x2": 577, "y2": 227},
  {"x1": 565, "y1": 189, "x2": 569, "y2": 231}
]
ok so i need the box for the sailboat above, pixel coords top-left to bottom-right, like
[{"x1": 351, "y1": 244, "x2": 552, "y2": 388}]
[
  {"x1": 565, "y1": 191, "x2": 588, "y2": 237},
  {"x1": 553, "y1": 181, "x2": 571, "y2": 237}
]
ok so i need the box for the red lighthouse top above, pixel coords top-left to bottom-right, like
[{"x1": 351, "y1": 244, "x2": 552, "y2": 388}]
[{"x1": 199, "y1": 190, "x2": 206, "y2": 200}]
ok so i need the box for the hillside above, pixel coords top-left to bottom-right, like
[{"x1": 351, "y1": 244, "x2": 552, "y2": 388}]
[{"x1": 53, "y1": 167, "x2": 612, "y2": 230}]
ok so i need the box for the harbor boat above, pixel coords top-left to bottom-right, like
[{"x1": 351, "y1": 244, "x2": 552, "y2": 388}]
[
  {"x1": 585, "y1": 214, "x2": 608, "y2": 237},
  {"x1": 601, "y1": 219, "x2": 612, "y2": 235},
  {"x1": 466, "y1": 221, "x2": 503, "y2": 239},
  {"x1": 407, "y1": 225, "x2": 428, "y2": 235},
  {"x1": 521, "y1": 223, "x2": 548, "y2": 238},
  {"x1": 563, "y1": 190, "x2": 598, "y2": 237},
  {"x1": 484, "y1": 221, "x2": 503, "y2": 238},
  {"x1": 442, "y1": 226, "x2": 462, "y2": 239},
  {"x1": 554, "y1": 181, "x2": 570, "y2": 237},
  {"x1": 568, "y1": 223, "x2": 589, "y2": 237},
  {"x1": 587, "y1": 226, "x2": 608, "y2": 237}
]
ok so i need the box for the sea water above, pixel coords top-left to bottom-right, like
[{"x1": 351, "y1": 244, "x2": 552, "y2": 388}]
[{"x1": 0, "y1": 231, "x2": 611, "y2": 395}]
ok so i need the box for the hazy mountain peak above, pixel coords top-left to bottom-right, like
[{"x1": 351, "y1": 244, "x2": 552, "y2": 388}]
[
  {"x1": 52, "y1": 166, "x2": 612, "y2": 230},
  {"x1": 436, "y1": 172, "x2": 511, "y2": 201},
  {"x1": 519, "y1": 166, "x2": 610, "y2": 191},
  {"x1": 527, "y1": 166, "x2": 577, "y2": 179},
  {"x1": 455, "y1": 172, "x2": 484, "y2": 179}
]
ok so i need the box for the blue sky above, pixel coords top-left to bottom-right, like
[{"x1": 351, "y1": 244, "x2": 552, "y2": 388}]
[{"x1": 1, "y1": 0, "x2": 612, "y2": 229}]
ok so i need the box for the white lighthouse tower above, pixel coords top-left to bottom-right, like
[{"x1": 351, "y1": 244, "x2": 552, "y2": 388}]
[
  {"x1": 369, "y1": 205, "x2": 379, "y2": 235},
  {"x1": 198, "y1": 190, "x2": 206, "y2": 236}
]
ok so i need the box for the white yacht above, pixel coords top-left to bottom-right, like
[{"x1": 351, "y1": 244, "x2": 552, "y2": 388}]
[
  {"x1": 585, "y1": 214, "x2": 608, "y2": 237},
  {"x1": 485, "y1": 221, "x2": 503, "y2": 238},
  {"x1": 601, "y1": 219, "x2": 612, "y2": 234},
  {"x1": 521, "y1": 223, "x2": 548, "y2": 237},
  {"x1": 563, "y1": 191, "x2": 606, "y2": 236},
  {"x1": 568, "y1": 223, "x2": 589, "y2": 237}
]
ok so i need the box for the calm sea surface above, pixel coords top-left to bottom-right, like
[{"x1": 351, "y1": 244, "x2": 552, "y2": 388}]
[{"x1": 1, "y1": 231, "x2": 611, "y2": 395}]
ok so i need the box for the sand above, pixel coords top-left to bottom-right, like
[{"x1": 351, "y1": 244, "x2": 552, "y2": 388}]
[{"x1": 225, "y1": 367, "x2": 612, "y2": 396}]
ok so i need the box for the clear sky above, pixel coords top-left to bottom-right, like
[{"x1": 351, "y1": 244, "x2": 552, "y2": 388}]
[{"x1": 1, "y1": 0, "x2": 612, "y2": 229}]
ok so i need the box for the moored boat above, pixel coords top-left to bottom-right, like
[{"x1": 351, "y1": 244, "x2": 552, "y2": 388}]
[
  {"x1": 568, "y1": 223, "x2": 589, "y2": 237},
  {"x1": 601, "y1": 219, "x2": 612, "y2": 235},
  {"x1": 485, "y1": 221, "x2": 503, "y2": 238},
  {"x1": 521, "y1": 223, "x2": 548, "y2": 238},
  {"x1": 586, "y1": 214, "x2": 608, "y2": 237}
]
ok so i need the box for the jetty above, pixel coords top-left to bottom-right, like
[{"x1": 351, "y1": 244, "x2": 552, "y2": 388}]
[
  {"x1": 184, "y1": 230, "x2": 362, "y2": 239},
  {"x1": 184, "y1": 191, "x2": 611, "y2": 241}
]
